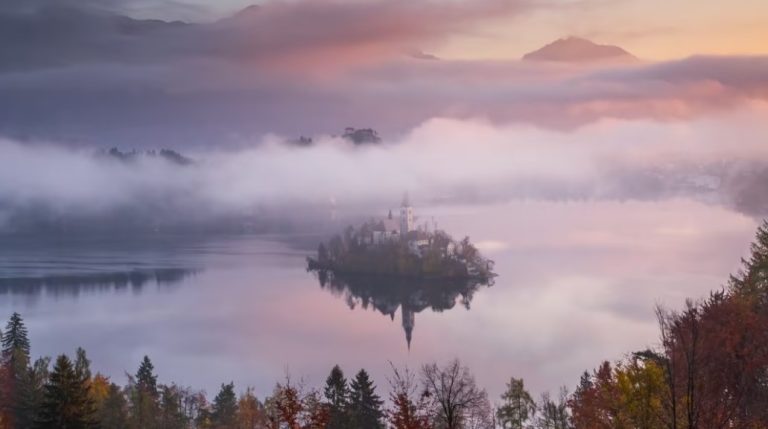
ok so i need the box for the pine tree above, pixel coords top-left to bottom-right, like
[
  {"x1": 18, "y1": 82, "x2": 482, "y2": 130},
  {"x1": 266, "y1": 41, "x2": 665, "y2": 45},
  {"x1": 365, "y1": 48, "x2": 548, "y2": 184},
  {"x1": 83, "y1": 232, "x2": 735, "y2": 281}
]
[
  {"x1": 94, "y1": 380, "x2": 129, "y2": 429},
  {"x1": 497, "y1": 377, "x2": 536, "y2": 429},
  {"x1": 0, "y1": 325, "x2": 8, "y2": 429},
  {"x1": 73, "y1": 349, "x2": 92, "y2": 385},
  {"x1": 324, "y1": 365, "x2": 349, "y2": 429},
  {"x1": 130, "y1": 356, "x2": 159, "y2": 429},
  {"x1": 211, "y1": 382, "x2": 238, "y2": 428},
  {"x1": 135, "y1": 356, "x2": 157, "y2": 395},
  {"x1": 35, "y1": 354, "x2": 97, "y2": 429},
  {"x1": 348, "y1": 369, "x2": 384, "y2": 429},
  {"x1": 2, "y1": 313, "x2": 30, "y2": 363},
  {"x1": 16, "y1": 357, "x2": 52, "y2": 429},
  {"x1": 730, "y1": 220, "x2": 768, "y2": 300},
  {"x1": 2, "y1": 312, "x2": 32, "y2": 428},
  {"x1": 159, "y1": 385, "x2": 189, "y2": 429}
]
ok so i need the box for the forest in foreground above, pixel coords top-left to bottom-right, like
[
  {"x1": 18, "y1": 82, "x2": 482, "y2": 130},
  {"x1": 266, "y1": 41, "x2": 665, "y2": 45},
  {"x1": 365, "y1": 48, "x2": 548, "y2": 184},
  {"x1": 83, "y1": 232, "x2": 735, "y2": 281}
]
[{"x1": 2, "y1": 222, "x2": 768, "y2": 429}]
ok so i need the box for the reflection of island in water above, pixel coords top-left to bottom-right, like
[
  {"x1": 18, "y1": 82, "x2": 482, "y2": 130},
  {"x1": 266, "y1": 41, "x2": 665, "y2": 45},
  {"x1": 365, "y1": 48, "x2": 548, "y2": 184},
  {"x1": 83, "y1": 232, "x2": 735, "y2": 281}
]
[
  {"x1": 0, "y1": 268, "x2": 197, "y2": 298},
  {"x1": 309, "y1": 269, "x2": 493, "y2": 349}
]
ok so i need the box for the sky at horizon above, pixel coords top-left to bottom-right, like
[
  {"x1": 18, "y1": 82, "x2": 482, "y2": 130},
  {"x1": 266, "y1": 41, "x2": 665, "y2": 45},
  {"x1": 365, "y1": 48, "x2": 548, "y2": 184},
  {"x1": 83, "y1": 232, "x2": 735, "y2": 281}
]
[{"x1": 122, "y1": 0, "x2": 768, "y2": 60}]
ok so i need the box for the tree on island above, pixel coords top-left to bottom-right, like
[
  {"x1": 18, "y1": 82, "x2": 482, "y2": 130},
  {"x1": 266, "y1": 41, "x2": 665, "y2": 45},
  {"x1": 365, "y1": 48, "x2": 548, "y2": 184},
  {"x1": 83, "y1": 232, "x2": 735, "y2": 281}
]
[{"x1": 342, "y1": 128, "x2": 382, "y2": 145}]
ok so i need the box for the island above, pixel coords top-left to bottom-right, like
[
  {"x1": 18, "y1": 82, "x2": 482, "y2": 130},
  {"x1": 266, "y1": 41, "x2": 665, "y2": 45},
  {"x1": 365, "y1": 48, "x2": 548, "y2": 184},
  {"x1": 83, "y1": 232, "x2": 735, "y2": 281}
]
[{"x1": 307, "y1": 196, "x2": 496, "y2": 281}]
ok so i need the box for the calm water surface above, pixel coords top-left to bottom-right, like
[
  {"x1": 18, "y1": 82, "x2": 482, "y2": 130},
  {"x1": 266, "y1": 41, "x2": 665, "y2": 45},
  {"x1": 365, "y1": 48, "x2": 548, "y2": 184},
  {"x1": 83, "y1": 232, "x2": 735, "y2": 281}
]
[{"x1": 0, "y1": 200, "x2": 757, "y2": 399}]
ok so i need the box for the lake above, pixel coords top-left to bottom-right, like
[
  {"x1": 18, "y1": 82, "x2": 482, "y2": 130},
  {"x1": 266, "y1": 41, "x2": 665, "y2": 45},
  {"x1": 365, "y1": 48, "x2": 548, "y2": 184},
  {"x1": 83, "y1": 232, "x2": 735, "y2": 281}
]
[{"x1": 0, "y1": 199, "x2": 757, "y2": 400}]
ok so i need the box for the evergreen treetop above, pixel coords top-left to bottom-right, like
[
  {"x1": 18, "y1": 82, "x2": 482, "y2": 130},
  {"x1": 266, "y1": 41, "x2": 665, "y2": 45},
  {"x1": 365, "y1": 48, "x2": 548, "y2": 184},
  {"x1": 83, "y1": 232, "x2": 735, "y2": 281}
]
[
  {"x1": 35, "y1": 354, "x2": 97, "y2": 429},
  {"x1": 2, "y1": 312, "x2": 31, "y2": 362},
  {"x1": 136, "y1": 355, "x2": 158, "y2": 396},
  {"x1": 349, "y1": 369, "x2": 385, "y2": 429},
  {"x1": 211, "y1": 382, "x2": 238, "y2": 427},
  {"x1": 324, "y1": 365, "x2": 350, "y2": 429},
  {"x1": 324, "y1": 365, "x2": 349, "y2": 408}
]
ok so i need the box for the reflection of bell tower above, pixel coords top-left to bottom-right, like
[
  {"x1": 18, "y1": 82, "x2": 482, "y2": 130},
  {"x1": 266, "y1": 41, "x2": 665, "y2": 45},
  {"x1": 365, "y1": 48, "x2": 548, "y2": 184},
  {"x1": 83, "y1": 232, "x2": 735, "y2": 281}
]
[{"x1": 401, "y1": 304, "x2": 415, "y2": 350}]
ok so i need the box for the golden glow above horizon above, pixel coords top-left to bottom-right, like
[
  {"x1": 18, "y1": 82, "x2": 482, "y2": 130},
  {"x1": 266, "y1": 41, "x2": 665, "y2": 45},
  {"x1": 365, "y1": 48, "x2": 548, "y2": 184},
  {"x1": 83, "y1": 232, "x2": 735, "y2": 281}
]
[{"x1": 425, "y1": 0, "x2": 768, "y2": 61}]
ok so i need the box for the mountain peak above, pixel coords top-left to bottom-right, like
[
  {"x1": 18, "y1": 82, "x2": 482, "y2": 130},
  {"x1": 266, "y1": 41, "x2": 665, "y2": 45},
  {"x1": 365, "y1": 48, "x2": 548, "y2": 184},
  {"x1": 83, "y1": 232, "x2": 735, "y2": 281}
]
[
  {"x1": 218, "y1": 4, "x2": 261, "y2": 26},
  {"x1": 522, "y1": 37, "x2": 636, "y2": 63}
]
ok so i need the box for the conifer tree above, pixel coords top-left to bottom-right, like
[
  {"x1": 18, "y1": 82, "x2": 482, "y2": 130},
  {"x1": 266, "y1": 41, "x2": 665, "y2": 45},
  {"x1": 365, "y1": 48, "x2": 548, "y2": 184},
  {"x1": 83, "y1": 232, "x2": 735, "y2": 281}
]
[
  {"x1": 729, "y1": 220, "x2": 768, "y2": 304},
  {"x1": 2, "y1": 313, "x2": 30, "y2": 362},
  {"x1": 73, "y1": 348, "x2": 92, "y2": 385},
  {"x1": 0, "y1": 326, "x2": 7, "y2": 428},
  {"x1": 95, "y1": 381, "x2": 129, "y2": 429},
  {"x1": 17, "y1": 357, "x2": 52, "y2": 429},
  {"x1": 324, "y1": 365, "x2": 349, "y2": 429},
  {"x1": 348, "y1": 369, "x2": 384, "y2": 429},
  {"x1": 159, "y1": 385, "x2": 188, "y2": 429},
  {"x1": 35, "y1": 354, "x2": 97, "y2": 429},
  {"x1": 2, "y1": 312, "x2": 32, "y2": 428},
  {"x1": 130, "y1": 356, "x2": 159, "y2": 429},
  {"x1": 211, "y1": 382, "x2": 238, "y2": 428},
  {"x1": 135, "y1": 356, "x2": 157, "y2": 395},
  {"x1": 497, "y1": 377, "x2": 536, "y2": 429}
]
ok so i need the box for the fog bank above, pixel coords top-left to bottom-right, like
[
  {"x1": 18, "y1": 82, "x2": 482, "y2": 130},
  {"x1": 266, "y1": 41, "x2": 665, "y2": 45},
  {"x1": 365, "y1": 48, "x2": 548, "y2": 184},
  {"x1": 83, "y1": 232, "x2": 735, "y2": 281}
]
[{"x1": 2, "y1": 106, "x2": 768, "y2": 233}]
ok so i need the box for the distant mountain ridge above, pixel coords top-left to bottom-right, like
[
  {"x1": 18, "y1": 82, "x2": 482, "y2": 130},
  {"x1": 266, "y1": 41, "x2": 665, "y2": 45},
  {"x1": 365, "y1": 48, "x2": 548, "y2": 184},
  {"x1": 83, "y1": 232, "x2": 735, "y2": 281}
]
[{"x1": 523, "y1": 37, "x2": 636, "y2": 63}]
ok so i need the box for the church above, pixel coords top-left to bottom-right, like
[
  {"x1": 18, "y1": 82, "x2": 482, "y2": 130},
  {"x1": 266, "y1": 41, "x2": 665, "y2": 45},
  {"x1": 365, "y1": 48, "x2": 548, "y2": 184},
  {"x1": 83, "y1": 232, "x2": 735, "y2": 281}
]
[{"x1": 370, "y1": 194, "x2": 415, "y2": 244}]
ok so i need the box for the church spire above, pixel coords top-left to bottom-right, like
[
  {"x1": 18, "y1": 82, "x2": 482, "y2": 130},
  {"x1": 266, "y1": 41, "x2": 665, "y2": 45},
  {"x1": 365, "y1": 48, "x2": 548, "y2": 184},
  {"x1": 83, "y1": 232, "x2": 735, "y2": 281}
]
[{"x1": 401, "y1": 304, "x2": 415, "y2": 351}]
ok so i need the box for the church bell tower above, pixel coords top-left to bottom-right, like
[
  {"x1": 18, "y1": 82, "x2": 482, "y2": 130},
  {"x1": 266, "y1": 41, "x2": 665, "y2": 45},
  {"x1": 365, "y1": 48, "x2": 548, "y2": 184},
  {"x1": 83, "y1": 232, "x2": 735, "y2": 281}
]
[{"x1": 400, "y1": 193, "x2": 414, "y2": 236}]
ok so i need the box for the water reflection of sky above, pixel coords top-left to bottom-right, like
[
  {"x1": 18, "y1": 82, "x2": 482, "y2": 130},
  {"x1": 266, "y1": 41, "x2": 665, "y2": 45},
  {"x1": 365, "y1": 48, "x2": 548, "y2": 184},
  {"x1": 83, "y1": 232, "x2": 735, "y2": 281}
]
[{"x1": 0, "y1": 199, "x2": 757, "y2": 399}]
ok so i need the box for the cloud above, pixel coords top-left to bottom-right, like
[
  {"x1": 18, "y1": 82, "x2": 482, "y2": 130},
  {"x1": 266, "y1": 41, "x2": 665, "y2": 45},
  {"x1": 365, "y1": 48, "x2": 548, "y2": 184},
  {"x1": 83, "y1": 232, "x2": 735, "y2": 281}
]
[
  {"x1": 0, "y1": 0, "x2": 529, "y2": 72},
  {"x1": 3, "y1": 105, "x2": 768, "y2": 233},
  {"x1": 1, "y1": 0, "x2": 768, "y2": 146},
  {"x1": 1, "y1": 54, "x2": 768, "y2": 148}
]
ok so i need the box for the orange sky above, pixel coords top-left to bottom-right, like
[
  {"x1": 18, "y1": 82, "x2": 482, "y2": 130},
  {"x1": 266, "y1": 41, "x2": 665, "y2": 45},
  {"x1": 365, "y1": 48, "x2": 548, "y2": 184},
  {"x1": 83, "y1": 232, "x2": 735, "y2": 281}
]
[
  {"x1": 173, "y1": 0, "x2": 768, "y2": 61},
  {"x1": 407, "y1": 0, "x2": 768, "y2": 61}
]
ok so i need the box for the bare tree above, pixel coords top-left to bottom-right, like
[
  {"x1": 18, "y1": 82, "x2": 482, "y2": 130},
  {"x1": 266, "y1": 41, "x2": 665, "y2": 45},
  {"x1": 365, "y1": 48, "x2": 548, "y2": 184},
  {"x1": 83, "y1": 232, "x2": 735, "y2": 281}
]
[
  {"x1": 421, "y1": 359, "x2": 488, "y2": 429},
  {"x1": 464, "y1": 390, "x2": 495, "y2": 429},
  {"x1": 535, "y1": 388, "x2": 570, "y2": 429},
  {"x1": 387, "y1": 363, "x2": 431, "y2": 429}
]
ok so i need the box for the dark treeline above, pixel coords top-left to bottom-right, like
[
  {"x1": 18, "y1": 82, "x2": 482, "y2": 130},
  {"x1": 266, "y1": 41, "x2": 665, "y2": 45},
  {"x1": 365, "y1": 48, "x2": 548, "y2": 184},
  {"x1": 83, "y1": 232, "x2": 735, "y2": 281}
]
[
  {"x1": 95, "y1": 148, "x2": 194, "y2": 166},
  {"x1": 3, "y1": 223, "x2": 768, "y2": 428},
  {"x1": 0, "y1": 268, "x2": 195, "y2": 298}
]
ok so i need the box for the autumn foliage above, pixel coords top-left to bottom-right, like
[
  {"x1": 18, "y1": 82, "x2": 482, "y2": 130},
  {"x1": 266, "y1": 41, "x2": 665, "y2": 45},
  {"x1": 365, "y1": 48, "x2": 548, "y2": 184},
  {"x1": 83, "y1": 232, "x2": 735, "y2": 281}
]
[{"x1": 569, "y1": 221, "x2": 768, "y2": 429}]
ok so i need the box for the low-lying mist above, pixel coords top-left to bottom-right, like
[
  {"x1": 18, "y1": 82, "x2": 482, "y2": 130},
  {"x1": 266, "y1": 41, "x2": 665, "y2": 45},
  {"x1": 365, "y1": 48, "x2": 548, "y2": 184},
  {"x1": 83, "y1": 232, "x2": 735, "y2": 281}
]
[{"x1": 2, "y1": 105, "x2": 768, "y2": 235}]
